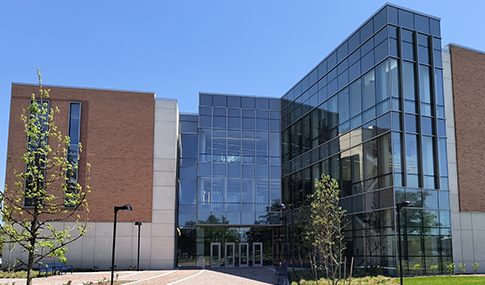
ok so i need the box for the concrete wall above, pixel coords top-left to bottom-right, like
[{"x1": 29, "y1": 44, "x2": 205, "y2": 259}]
[
  {"x1": 445, "y1": 46, "x2": 485, "y2": 273},
  {"x1": 150, "y1": 98, "x2": 179, "y2": 269}
]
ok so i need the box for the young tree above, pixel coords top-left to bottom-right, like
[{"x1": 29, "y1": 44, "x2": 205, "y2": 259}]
[
  {"x1": 1, "y1": 69, "x2": 90, "y2": 285},
  {"x1": 302, "y1": 174, "x2": 347, "y2": 285}
]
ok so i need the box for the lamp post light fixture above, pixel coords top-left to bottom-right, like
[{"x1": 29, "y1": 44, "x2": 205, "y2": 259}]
[
  {"x1": 111, "y1": 205, "x2": 133, "y2": 285},
  {"x1": 277, "y1": 203, "x2": 295, "y2": 283},
  {"x1": 134, "y1": 222, "x2": 142, "y2": 271},
  {"x1": 276, "y1": 203, "x2": 288, "y2": 264},
  {"x1": 396, "y1": 201, "x2": 413, "y2": 285}
]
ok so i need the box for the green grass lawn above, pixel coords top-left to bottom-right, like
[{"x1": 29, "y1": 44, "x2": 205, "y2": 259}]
[{"x1": 402, "y1": 276, "x2": 485, "y2": 285}]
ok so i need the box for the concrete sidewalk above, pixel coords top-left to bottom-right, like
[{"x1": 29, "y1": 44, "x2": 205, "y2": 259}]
[{"x1": 0, "y1": 267, "x2": 277, "y2": 285}]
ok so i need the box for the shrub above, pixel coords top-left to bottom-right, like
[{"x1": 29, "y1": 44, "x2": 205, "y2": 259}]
[
  {"x1": 459, "y1": 262, "x2": 466, "y2": 274},
  {"x1": 413, "y1": 264, "x2": 421, "y2": 276},
  {"x1": 473, "y1": 262, "x2": 480, "y2": 274},
  {"x1": 430, "y1": 265, "x2": 438, "y2": 276},
  {"x1": 447, "y1": 263, "x2": 456, "y2": 276}
]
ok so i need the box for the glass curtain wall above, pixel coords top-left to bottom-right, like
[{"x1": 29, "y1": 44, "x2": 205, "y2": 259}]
[
  {"x1": 280, "y1": 4, "x2": 451, "y2": 275},
  {"x1": 177, "y1": 114, "x2": 199, "y2": 266},
  {"x1": 196, "y1": 94, "x2": 282, "y2": 266}
]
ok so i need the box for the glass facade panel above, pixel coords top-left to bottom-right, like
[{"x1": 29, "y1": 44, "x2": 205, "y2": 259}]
[{"x1": 178, "y1": 5, "x2": 451, "y2": 271}]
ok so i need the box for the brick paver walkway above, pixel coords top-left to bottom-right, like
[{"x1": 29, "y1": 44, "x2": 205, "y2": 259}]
[{"x1": 0, "y1": 267, "x2": 277, "y2": 285}]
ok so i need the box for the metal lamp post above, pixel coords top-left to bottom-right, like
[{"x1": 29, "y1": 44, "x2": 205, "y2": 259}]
[
  {"x1": 134, "y1": 221, "x2": 142, "y2": 271},
  {"x1": 276, "y1": 204, "x2": 288, "y2": 265},
  {"x1": 396, "y1": 201, "x2": 413, "y2": 285},
  {"x1": 278, "y1": 203, "x2": 295, "y2": 282},
  {"x1": 111, "y1": 205, "x2": 133, "y2": 285}
]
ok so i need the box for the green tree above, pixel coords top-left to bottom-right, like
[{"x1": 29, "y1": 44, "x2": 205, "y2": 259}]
[
  {"x1": 1, "y1": 69, "x2": 90, "y2": 285},
  {"x1": 302, "y1": 174, "x2": 347, "y2": 285}
]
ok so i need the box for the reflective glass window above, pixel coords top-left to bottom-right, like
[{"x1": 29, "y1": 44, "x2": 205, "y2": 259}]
[
  {"x1": 227, "y1": 164, "x2": 240, "y2": 177},
  {"x1": 361, "y1": 50, "x2": 375, "y2": 72},
  {"x1": 419, "y1": 46, "x2": 429, "y2": 64},
  {"x1": 435, "y1": 69, "x2": 444, "y2": 106},
  {"x1": 213, "y1": 108, "x2": 225, "y2": 116},
  {"x1": 199, "y1": 129, "x2": 212, "y2": 154},
  {"x1": 181, "y1": 134, "x2": 198, "y2": 158},
  {"x1": 256, "y1": 119, "x2": 269, "y2": 131},
  {"x1": 242, "y1": 131, "x2": 255, "y2": 155},
  {"x1": 256, "y1": 132, "x2": 269, "y2": 157},
  {"x1": 242, "y1": 97, "x2": 255, "y2": 108},
  {"x1": 213, "y1": 164, "x2": 226, "y2": 176},
  {"x1": 402, "y1": 42, "x2": 414, "y2": 61},
  {"x1": 438, "y1": 138, "x2": 448, "y2": 176},
  {"x1": 199, "y1": 106, "x2": 211, "y2": 115},
  {"x1": 199, "y1": 115, "x2": 212, "y2": 127},
  {"x1": 228, "y1": 108, "x2": 241, "y2": 117},
  {"x1": 422, "y1": 136, "x2": 435, "y2": 176},
  {"x1": 437, "y1": 119, "x2": 446, "y2": 137},
  {"x1": 228, "y1": 117, "x2": 241, "y2": 129},
  {"x1": 361, "y1": 19, "x2": 373, "y2": 42},
  {"x1": 181, "y1": 121, "x2": 198, "y2": 133},
  {"x1": 422, "y1": 117, "x2": 433, "y2": 135},
  {"x1": 242, "y1": 118, "x2": 255, "y2": 130},
  {"x1": 403, "y1": 62, "x2": 415, "y2": 100},
  {"x1": 392, "y1": 132, "x2": 402, "y2": 173},
  {"x1": 213, "y1": 116, "x2": 226, "y2": 129},
  {"x1": 363, "y1": 70, "x2": 376, "y2": 110},
  {"x1": 227, "y1": 96, "x2": 241, "y2": 108},
  {"x1": 242, "y1": 178, "x2": 255, "y2": 203},
  {"x1": 179, "y1": 180, "x2": 196, "y2": 204},
  {"x1": 212, "y1": 177, "x2": 226, "y2": 202},
  {"x1": 399, "y1": 10, "x2": 414, "y2": 29},
  {"x1": 200, "y1": 94, "x2": 212, "y2": 106},
  {"x1": 338, "y1": 88, "x2": 350, "y2": 124},
  {"x1": 199, "y1": 163, "x2": 211, "y2": 175},
  {"x1": 256, "y1": 98, "x2": 269, "y2": 109},
  {"x1": 406, "y1": 134, "x2": 419, "y2": 174},
  {"x1": 405, "y1": 114, "x2": 417, "y2": 133},
  {"x1": 212, "y1": 95, "x2": 226, "y2": 107},
  {"x1": 415, "y1": 15, "x2": 430, "y2": 34},
  {"x1": 350, "y1": 79, "x2": 362, "y2": 117},
  {"x1": 270, "y1": 119, "x2": 280, "y2": 131}
]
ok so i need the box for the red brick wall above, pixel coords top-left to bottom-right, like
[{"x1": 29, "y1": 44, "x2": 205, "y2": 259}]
[
  {"x1": 450, "y1": 45, "x2": 485, "y2": 212},
  {"x1": 5, "y1": 84, "x2": 155, "y2": 222}
]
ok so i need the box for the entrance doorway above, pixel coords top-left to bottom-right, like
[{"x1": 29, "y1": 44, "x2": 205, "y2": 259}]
[
  {"x1": 239, "y1": 242, "x2": 249, "y2": 267},
  {"x1": 253, "y1": 242, "x2": 263, "y2": 266},
  {"x1": 210, "y1": 242, "x2": 221, "y2": 267},
  {"x1": 225, "y1": 242, "x2": 235, "y2": 267},
  {"x1": 209, "y1": 242, "x2": 264, "y2": 267}
]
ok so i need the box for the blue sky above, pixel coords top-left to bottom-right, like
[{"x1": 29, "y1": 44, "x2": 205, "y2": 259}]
[{"x1": 1, "y1": 0, "x2": 485, "y2": 192}]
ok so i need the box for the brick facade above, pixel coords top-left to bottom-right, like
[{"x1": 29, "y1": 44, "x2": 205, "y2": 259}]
[
  {"x1": 6, "y1": 84, "x2": 155, "y2": 222},
  {"x1": 450, "y1": 45, "x2": 485, "y2": 212}
]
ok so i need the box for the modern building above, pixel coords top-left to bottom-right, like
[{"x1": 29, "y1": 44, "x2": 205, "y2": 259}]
[{"x1": 3, "y1": 3, "x2": 485, "y2": 276}]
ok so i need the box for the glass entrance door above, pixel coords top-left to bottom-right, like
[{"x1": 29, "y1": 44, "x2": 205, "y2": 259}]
[
  {"x1": 210, "y1": 242, "x2": 221, "y2": 267},
  {"x1": 253, "y1": 242, "x2": 263, "y2": 266},
  {"x1": 239, "y1": 242, "x2": 249, "y2": 267},
  {"x1": 225, "y1": 242, "x2": 235, "y2": 267}
]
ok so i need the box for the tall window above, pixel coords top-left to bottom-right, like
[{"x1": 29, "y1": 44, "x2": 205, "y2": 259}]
[
  {"x1": 24, "y1": 99, "x2": 50, "y2": 207},
  {"x1": 65, "y1": 102, "x2": 81, "y2": 207}
]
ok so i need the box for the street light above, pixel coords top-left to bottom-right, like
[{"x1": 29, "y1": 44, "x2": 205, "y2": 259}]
[
  {"x1": 277, "y1": 203, "x2": 295, "y2": 282},
  {"x1": 134, "y1": 222, "x2": 142, "y2": 271},
  {"x1": 111, "y1": 205, "x2": 133, "y2": 285},
  {"x1": 276, "y1": 204, "x2": 287, "y2": 265},
  {"x1": 396, "y1": 201, "x2": 413, "y2": 285}
]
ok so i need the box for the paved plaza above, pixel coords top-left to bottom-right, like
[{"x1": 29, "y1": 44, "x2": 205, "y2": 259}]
[{"x1": 0, "y1": 267, "x2": 278, "y2": 285}]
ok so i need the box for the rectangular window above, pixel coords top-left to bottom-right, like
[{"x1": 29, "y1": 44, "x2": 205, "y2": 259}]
[
  {"x1": 24, "y1": 99, "x2": 50, "y2": 207},
  {"x1": 65, "y1": 102, "x2": 81, "y2": 207}
]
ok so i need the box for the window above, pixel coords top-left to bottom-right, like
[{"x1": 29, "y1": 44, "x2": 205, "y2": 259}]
[
  {"x1": 65, "y1": 102, "x2": 81, "y2": 207},
  {"x1": 24, "y1": 99, "x2": 50, "y2": 207}
]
